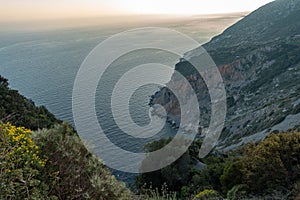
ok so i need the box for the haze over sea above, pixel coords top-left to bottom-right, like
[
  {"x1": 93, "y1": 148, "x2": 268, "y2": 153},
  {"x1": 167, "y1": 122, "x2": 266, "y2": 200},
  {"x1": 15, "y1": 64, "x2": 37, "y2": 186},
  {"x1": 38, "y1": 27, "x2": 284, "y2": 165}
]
[{"x1": 0, "y1": 14, "x2": 244, "y2": 182}]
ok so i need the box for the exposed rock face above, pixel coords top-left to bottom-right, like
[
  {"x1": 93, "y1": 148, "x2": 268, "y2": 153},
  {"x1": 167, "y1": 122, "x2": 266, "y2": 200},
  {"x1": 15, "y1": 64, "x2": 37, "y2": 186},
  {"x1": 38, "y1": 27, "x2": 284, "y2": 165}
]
[{"x1": 150, "y1": 0, "x2": 300, "y2": 149}]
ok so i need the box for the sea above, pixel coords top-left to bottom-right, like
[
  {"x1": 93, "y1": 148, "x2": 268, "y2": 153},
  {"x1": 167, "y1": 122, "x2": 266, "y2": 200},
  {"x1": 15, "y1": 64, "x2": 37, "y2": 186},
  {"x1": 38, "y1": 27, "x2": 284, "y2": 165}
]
[{"x1": 0, "y1": 14, "x2": 243, "y2": 185}]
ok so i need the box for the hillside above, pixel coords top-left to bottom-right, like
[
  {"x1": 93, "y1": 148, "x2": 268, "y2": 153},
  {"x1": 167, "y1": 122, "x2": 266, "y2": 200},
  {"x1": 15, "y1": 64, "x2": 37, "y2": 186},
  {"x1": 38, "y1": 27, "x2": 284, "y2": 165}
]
[
  {"x1": 0, "y1": 75, "x2": 60, "y2": 130},
  {"x1": 0, "y1": 75, "x2": 134, "y2": 199},
  {"x1": 150, "y1": 0, "x2": 300, "y2": 149},
  {"x1": 1, "y1": 77, "x2": 298, "y2": 199},
  {"x1": 204, "y1": 0, "x2": 300, "y2": 50}
]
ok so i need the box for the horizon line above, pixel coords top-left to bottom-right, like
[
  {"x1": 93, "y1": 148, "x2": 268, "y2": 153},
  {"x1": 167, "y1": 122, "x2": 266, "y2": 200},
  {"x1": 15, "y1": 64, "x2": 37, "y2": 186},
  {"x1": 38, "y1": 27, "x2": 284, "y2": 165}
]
[{"x1": 0, "y1": 11, "x2": 250, "y2": 24}]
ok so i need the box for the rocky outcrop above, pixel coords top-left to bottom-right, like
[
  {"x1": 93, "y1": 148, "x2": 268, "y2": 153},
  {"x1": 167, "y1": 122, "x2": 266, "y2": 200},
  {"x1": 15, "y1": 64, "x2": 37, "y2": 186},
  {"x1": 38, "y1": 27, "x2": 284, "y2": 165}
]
[{"x1": 150, "y1": 0, "x2": 300, "y2": 149}]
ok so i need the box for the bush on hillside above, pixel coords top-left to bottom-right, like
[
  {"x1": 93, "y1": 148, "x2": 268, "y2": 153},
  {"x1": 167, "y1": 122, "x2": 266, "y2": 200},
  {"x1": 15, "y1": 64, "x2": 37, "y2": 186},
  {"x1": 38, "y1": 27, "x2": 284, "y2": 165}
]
[
  {"x1": 0, "y1": 75, "x2": 60, "y2": 130},
  {"x1": 0, "y1": 123, "x2": 56, "y2": 199},
  {"x1": 221, "y1": 131, "x2": 300, "y2": 198},
  {"x1": 33, "y1": 123, "x2": 134, "y2": 200}
]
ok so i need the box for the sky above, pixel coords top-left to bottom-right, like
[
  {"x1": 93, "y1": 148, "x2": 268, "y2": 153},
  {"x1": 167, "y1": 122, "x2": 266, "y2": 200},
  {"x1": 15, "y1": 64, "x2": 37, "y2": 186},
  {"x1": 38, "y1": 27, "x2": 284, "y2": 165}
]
[{"x1": 0, "y1": 0, "x2": 274, "y2": 22}]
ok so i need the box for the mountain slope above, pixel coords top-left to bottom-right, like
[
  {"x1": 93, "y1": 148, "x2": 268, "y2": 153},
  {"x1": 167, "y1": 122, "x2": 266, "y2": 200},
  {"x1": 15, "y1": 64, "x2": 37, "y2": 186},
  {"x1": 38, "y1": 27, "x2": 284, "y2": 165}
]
[
  {"x1": 204, "y1": 0, "x2": 300, "y2": 50},
  {"x1": 0, "y1": 76, "x2": 134, "y2": 199},
  {"x1": 151, "y1": 0, "x2": 300, "y2": 149}
]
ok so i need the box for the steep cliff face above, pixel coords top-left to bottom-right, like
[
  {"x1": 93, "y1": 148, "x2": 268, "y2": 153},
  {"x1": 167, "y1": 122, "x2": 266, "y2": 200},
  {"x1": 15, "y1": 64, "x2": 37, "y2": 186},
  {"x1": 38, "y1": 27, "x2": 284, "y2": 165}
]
[{"x1": 151, "y1": 0, "x2": 300, "y2": 149}]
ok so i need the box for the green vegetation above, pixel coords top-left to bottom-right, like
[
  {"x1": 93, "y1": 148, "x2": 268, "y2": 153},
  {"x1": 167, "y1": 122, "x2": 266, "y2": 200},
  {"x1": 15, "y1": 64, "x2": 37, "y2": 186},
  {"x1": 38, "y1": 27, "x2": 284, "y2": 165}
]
[
  {"x1": 1, "y1": 73, "x2": 299, "y2": 199},
  {"x1": 33, "y1": 123, "x2": 134, "y2": 199},
  {"x1": 228, "y1": 131, "x2": 300, "y2": 196},
  {"x1": 0, "y1": 76, "x2": 133, "y2": 199},
  {"x1": 0, "y1": 122, "x2": 134, "y2": 199},
  {"x1": 136, "y1": 131, "x2": 300, "y2": 199},
  {"x1": 0, "y1": 123, "x2": 52, "y2": 199},
  {"x1": 136, "y1": 138, "x2": 202, "y2": 196},
  {"x1": 193, "y1": 189, "x2": 220, "y2": 200},
  {"x1": 0, "y1": 75, "x2": 60, "y2": 130}
]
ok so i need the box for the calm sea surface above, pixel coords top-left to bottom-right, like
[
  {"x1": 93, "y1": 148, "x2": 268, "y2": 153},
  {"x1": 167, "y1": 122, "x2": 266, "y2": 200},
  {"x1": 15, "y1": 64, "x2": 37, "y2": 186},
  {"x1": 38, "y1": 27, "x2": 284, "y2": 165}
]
[{"x1": 0, "y1": 15, "x2": 241, "y2": 183}]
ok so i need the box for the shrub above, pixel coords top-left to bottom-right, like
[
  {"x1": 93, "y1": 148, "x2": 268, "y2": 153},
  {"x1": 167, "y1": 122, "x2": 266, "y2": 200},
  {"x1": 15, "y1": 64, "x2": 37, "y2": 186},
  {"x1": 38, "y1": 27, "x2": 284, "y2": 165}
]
[
  {"x1": 242, "y1": 131, "x2": 300, "y2": 193},
  {"x1": 292, "y1": 180, "x2": 300, "y2": 199},
  {"x1": 226, "y1": 185, "x2": 247, "y2": 200},
  {"x1": 33, "y1": 122, "x2": 134, "y2": 200},
  {"x1": 221, "y1": 130, "x2": 300, "y2": 197},
  {"x1": 137, "y1": 138, "x2": 195, "y2": 193},
  {"x1": 139, "y1": 183, "x2": 178, "y2": 200},
  {"x1": 220, "y1": 160, "x2": 244, "y2": 193},
  {"x1": 0, "y1": 122, "x2": 135, "y2": 199},
  {"x1": 193, "y1": 189, "x2": 220, "y2": 200},
  {"x1": 0, "y1": 123, "x2": 56, "y2": 199},
  {"x1": 0, "y1": 75, "x2": 60, "y2": 130}
]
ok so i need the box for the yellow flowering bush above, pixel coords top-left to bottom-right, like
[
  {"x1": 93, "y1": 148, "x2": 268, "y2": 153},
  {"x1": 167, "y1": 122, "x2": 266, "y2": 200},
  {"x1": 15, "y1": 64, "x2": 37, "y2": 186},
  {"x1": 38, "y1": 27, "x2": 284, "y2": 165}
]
[
  {"x1": 1, "y1": 123, "x2": 46, "y2": 170},
  {"x1": 0, "y1": 123, "x2": 54, "y2": 199},
  {"x1": 193, "y1": 189, "x2": 220, "y2": 200}
]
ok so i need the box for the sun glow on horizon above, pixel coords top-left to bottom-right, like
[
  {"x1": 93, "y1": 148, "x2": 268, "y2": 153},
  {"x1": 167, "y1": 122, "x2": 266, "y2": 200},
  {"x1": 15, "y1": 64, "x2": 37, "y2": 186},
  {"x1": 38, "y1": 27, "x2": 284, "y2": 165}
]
[
  {"x1": 116, "y1": 0, "x2": 274, "y2": 15},
  {"x1": 0, "y1": 0, "x2": 274, "y2": 22}
]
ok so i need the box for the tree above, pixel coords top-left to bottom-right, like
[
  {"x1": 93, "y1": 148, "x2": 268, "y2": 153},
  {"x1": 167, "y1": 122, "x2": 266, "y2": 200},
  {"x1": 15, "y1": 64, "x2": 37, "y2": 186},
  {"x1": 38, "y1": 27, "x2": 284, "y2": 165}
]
[
  {"x1": 136, "y1": 138, "x2": 202, "y2": 193},
  {"x1": 220, "y1": 160, "x2": 244, "y2": 193}
]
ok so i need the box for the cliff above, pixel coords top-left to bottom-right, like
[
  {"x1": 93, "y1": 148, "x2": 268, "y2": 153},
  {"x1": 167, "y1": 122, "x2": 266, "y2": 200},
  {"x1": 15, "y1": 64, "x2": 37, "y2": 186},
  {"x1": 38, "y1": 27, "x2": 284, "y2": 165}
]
[{"x1": 150, "y1": 0, "x2": 300, "y2": 149}]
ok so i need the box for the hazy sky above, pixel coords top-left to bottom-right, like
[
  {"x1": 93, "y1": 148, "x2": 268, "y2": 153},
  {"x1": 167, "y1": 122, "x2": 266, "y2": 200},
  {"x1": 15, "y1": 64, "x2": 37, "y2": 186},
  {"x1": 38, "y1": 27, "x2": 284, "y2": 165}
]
[{"x1": 0, "y1": 0, "x2": 274, "y2": 22}]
